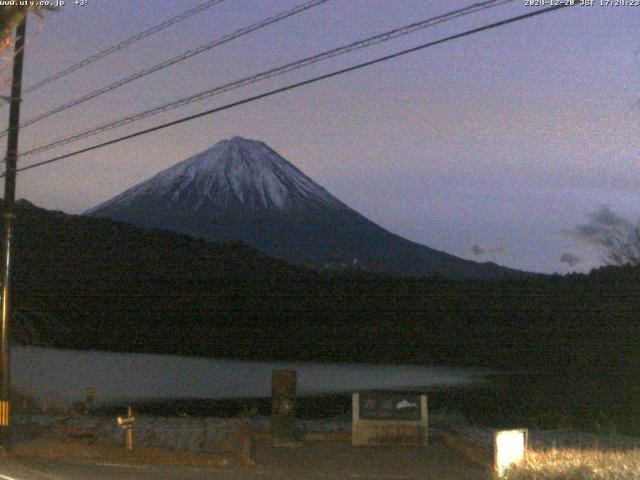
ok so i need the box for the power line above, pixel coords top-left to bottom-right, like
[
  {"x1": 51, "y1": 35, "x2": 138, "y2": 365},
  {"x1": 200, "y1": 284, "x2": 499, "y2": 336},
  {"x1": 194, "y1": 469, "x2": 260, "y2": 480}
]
[
  {"x1": 2, "y1": 0, "x2": 226, "y2": 104},
  {"x1": 1, "y1": 0, "x2": 332, "y2": 137},
  {"x1": 11, "y1": 4, "x2": 572, "y2": 177},
  {"x1": 21, "y1": 0, "x2": 513, "y2": 158}
]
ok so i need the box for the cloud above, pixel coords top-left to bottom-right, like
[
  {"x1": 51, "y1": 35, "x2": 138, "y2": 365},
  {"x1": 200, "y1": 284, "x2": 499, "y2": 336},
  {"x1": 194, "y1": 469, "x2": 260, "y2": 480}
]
[
  {"x1": 470, "y1": 243, "x2": 486, "y2": 256},
  {"x1": 493, "y1": 245, "x2": 508, "y2": 255},
  {"x1": 559, "y1": 253, "x2": 581, "y2": 267},
  {"x1": 470, "y1": 243, "x2": 507, "y2": 256},
  {"x1": 569, "y1": 205, "x2": 632, "y2": 245},
  {"x1": 587, "y1": 205, "x2": 627, "y2": 227},
  {"x1": 567, "y1": 205, "x2": 640, "y2": 266}
]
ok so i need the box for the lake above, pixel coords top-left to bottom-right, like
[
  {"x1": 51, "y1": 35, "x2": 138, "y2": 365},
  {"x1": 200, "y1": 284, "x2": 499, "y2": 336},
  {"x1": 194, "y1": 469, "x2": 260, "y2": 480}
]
[{"x1": 12, "y1": 346, "x2": 490, "y2": 407}]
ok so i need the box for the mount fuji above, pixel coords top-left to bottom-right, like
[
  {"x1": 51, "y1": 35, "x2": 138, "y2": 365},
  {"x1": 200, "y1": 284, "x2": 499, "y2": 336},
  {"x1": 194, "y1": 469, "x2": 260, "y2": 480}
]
[{"x1": 85, "y1": 137, "x2": 525, "y2": 279}]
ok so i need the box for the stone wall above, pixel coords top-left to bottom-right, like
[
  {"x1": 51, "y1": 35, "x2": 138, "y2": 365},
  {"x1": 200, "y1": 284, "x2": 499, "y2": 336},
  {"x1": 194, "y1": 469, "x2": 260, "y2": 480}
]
[{"x1": 12, "y1": 414, "x2": 350, "y2": 453}]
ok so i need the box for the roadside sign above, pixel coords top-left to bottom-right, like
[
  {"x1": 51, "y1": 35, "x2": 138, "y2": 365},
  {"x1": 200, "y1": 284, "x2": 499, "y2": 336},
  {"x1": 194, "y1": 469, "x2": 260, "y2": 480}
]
[{"x1": 116, "y1": 406, "x2": 135, "y2": 450}]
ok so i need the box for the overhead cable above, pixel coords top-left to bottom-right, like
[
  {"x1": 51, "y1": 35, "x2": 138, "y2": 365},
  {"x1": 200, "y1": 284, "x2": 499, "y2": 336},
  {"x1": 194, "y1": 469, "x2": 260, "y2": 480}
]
[
  {"x1": 10, "y1": 4, "x2": 574, "y2": 176},
  {"x1": 21, "y1": 0, "x2": 513, "y2": 158},
  {"x1": 11, "y1": 0, "x2": 227, "y2": 101},
  {"x1": 2, "y1": 0, "x2": 331, "y2": 135}
]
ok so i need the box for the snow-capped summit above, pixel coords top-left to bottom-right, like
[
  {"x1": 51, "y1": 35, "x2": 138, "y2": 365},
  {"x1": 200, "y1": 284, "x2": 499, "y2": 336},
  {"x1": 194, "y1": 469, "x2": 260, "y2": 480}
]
[
  {"x1": 86, "y1": 136, "x2": 343, "y2": 214},
  {"x1": 86, "y1": 137, "x2": 526, "y2": 278}
]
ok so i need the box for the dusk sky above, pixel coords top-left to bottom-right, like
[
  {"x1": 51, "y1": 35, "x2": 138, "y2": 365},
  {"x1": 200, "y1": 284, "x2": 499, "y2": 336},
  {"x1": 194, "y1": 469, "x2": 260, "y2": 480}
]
[{"x1": 1, "y1": 0, "x2": 637, "y2": 274}]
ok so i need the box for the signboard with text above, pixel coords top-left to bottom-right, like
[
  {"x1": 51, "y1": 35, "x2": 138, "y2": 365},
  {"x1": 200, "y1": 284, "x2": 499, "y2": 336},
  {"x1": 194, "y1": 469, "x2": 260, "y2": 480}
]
[
  {"x1": 359, "y1": 392, "x2": 422, "y2": 421},
  {"x1": 352, "y1": 391, "x2": 428, "y2": 446}
]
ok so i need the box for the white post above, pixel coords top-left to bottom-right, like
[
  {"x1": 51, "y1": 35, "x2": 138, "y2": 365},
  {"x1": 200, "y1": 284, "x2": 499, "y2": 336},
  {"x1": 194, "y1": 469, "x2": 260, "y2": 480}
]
[
  {"x1": 352, "y1": 393, "x2": 360, "y2": 422},
  {"x1": 494, "y1": 429, "x2": 527, "y2": 477},
  {"x1": 420, "y1": 395, "x2": 428, "y2": 445}
]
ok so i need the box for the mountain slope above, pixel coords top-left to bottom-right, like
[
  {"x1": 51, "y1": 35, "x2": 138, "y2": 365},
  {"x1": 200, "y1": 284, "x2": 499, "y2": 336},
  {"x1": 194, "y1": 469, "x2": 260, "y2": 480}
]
[
  {"x1": 86, "y1": 136, "x2": 528, "y2": 279},
  {"x1": 11, "y1": 199, "x2": 312, "y2": 286}
]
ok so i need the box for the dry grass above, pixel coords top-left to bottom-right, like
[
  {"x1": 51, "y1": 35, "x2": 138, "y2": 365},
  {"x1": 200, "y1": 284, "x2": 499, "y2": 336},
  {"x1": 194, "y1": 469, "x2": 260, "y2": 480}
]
[{"x1": 503, "y1": 448, "x2": 640, "y2": 480}]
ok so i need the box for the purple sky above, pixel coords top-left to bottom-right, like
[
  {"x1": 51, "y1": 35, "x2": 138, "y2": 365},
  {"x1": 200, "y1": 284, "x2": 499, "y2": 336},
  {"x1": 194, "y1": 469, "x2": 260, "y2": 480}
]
[{"x1": 1, "y1": 0, "x2": 638, "y2": 273}]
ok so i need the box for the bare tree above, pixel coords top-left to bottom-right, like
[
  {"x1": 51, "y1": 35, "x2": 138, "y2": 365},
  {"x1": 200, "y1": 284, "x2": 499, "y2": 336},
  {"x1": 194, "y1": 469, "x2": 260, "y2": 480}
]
[{"x1": 571, "y1": 206, "x2": 640, "y2": 266}]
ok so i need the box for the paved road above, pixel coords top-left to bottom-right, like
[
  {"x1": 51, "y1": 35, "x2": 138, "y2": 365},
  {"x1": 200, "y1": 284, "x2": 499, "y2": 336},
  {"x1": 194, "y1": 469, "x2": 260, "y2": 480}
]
[{"x1": 0, "y1": 442, "x2": 490, "y2": 479}]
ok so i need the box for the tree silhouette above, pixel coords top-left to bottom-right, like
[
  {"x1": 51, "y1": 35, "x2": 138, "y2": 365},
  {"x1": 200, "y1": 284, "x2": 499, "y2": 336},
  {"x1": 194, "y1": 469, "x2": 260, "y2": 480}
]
[{"x1": 572, "y1": 206, "x2": 640, "y2": 266}]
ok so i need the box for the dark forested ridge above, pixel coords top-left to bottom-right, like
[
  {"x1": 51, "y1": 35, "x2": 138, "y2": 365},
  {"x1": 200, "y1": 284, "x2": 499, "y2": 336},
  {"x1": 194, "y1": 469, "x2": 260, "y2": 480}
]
[{"x1": 8, "y1": 200, "x2": 640, "y2": 433}]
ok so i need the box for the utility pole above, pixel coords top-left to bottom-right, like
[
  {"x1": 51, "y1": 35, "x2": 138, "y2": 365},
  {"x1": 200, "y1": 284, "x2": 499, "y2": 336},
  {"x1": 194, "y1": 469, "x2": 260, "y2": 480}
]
[{"x1": 0, "y1": 17, "x2": 27, "y2": 450}]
